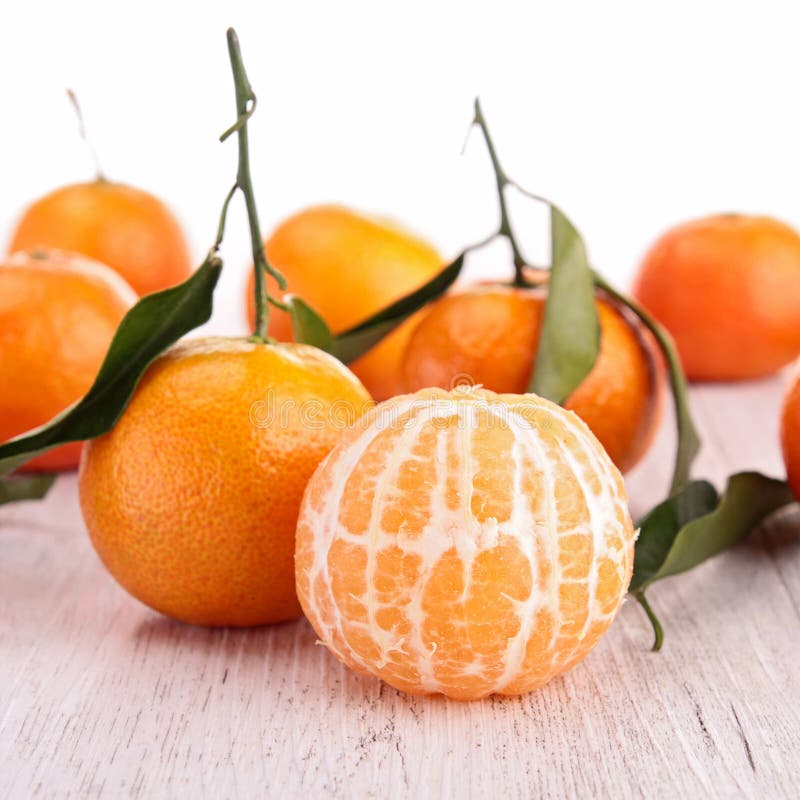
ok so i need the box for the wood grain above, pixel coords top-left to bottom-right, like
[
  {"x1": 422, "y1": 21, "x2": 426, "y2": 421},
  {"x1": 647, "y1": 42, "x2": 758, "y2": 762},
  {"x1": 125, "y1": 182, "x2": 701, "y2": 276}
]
[{"x1": 2, "y1": 376, "x2": 799, "y2": 799}]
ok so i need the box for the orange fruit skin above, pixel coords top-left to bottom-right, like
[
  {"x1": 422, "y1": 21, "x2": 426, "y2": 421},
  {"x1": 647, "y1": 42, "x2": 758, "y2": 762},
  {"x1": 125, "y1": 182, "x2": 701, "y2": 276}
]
[
  {"x1": 79, "y1": 338, "x2": 372, "y2": 627},
  {"x1": 400, "y1": 285, "x2": 664, "y2": 473},
  {"x1": 632, "y1": 214, "x2": 800, "y2": 381},
  {"x1": 245, "y1": 205, "x2": 442, "y2": 400},
  {"x1": 296, "y1": 387, "x2": 636, "y2": 699},
  {"x1": 9, "y1": 181, "x2": 192, "y2": 296},
  {"x1": 0, "y1": 250, "x2": 135, "y2": 472},
  {"x1": 781, "y1": 367, "x2": 800, "y2": 501}
]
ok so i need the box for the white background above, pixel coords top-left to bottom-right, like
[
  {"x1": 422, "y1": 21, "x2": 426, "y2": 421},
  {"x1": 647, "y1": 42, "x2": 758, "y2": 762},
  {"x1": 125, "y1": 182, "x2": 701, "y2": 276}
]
[{"x1": 2, "y1": 1, "x2": 800, "y2": 335}]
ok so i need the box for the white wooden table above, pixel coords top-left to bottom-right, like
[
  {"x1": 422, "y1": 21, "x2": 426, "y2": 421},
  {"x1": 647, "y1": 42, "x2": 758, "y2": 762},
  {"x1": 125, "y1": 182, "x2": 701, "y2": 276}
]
[{"x1": 2, "y1": 376, "x2": 799, "y2": 799}]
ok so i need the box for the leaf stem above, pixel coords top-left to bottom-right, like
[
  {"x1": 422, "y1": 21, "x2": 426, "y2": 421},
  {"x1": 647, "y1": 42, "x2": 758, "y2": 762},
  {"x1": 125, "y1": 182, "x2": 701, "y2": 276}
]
[
  {"x1": 215, "y1": 184, "x2": 238, "y2": 250},
  {"x1": 634, "y1": 590, "x2": 664, "y2": 652},
  {"x1": 472, "y1": 98, "x2": 529, "y2": 286},
  {"x1": 222, "y1": 28, "x2": 287, "y2": 341},
  {"x1": 592, "y1": 272, "x2": 700, "y2": 495}
]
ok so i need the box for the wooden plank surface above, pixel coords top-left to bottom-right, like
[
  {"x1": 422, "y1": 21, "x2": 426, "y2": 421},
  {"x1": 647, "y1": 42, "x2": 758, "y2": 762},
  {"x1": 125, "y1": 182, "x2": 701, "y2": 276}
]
[{"x1": 1, "y1": 376, "x2": 799, "y2": 799}]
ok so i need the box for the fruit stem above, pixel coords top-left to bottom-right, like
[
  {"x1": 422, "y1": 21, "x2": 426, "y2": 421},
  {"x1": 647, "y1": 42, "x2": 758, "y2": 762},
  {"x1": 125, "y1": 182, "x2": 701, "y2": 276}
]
[
  {"x1": 634, "y1": 590, "x2": 664, "y2": 652},
  {"x1": 221, "y1": 28, "x2": 287, "y2": 341},
  {"x1": 472, "y1": 98, "x2": 529, "y2": 287},
  {"x1": 66, "y1": 89, "x2": 106, "y2": 182}
]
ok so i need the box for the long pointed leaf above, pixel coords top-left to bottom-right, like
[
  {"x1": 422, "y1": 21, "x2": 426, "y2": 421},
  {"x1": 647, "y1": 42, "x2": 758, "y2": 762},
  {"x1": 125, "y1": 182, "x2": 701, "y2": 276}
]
[
  {"x1": 641, "y1": 472, "x2": 793, "y2": 588},
  {"x1": 286, "y1": 295, "x2": 334, "y2": 352},
  {"x1": 332, "y1": 253, "x2": 465, "y2": 364},
  {"x1": 631, "y1": 471, "x2": 794, "y2": 650},
  {"x1": 0, "y1": 474, "x2": 56, "y2": 505},
  {"x1": 630, "y1": 480, "x2": 719, "y2": 593},
  {"x1": 0, "y1": 255, "x2": 222, "y2": 476},
  {"x1": 529, "y1": 206, "x2": 600, "y2": 403}
]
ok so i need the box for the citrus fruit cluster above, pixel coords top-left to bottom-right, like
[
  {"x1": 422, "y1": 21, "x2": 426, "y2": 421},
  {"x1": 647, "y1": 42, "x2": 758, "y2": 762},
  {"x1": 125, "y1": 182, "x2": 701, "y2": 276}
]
[{"x1": 1, "y1": 28, "x2": 799, "y2": 702}]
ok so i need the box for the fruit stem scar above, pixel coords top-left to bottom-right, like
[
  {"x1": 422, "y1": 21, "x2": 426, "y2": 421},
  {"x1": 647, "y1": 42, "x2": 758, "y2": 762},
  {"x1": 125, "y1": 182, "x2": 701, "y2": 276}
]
[
  {"x1": 471, "y1": 98, "x2": 530, "y2": 287},
  {"x1": 221, "y1": 28, "x2": 288, "y2": 340}
]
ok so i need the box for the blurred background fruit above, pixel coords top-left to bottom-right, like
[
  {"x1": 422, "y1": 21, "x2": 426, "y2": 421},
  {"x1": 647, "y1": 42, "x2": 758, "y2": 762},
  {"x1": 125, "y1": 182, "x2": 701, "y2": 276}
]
[
  {"x1": 401, "y1": 285, "x2": 664, "y2": 473},
  {"x1": 781, "y1": 365, "x2": 800, "y2": 501},
  {"x1": 296, "y1": 386, "x2": 635, "y2": 699},
  {"x1": 79, "y1": 337, "x2": 372, "y2": 627},
  {"x1": 8, "y1": 180, "x2": 193, "y2": 296},
  {"x1": 633, "y1": 214, "x2": 800, "y2": 381},
  {"x1": 0, "y1": 250, "x2": 135, "y2": 471},
  {"x1": 245, "y1": 205, "x2": 442, "y2": 399}
]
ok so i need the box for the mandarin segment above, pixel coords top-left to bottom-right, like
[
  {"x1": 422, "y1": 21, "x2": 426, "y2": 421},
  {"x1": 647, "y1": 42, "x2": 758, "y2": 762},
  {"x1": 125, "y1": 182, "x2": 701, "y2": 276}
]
[{"x1": 295, "y1": 386, "x2": 636, "y2": 699}]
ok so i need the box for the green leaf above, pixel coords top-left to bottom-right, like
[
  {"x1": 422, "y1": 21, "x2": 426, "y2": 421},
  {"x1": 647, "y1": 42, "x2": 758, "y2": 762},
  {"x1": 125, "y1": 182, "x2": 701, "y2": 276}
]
[
  {"x1": 331, "y1": 253, "x2": 465, "y2": 365},
  {"x1": 630, "y1": 480, "x2": 720, "y2": 593},
  {"x1": 0, "y1": 255, "x2": 223, "y2": 476},
  {"x1": 529, "y1": 206, "x2": 600, "y2": 404},
  {"x1": 637, "y1": 472, "x2": 794, "y2": 588},
  {"x1": 631, "y1": 472, "x2": 795, "y2": 650},
  {"x1": 286, "y1": 295, "x2": 334, "y2": 352},
  {"x1": 593, "y1": 275, "x2": 700, "y2": 495},
  {"x1": 0, "y1": 474, "x2": 56, "y2": 505}
]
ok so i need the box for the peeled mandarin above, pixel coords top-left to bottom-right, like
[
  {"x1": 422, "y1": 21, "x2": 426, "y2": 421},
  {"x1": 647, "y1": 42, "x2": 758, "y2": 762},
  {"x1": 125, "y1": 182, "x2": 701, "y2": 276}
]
[{"x1": 295, "y1": 386, "x2": 636, "y2": 699}]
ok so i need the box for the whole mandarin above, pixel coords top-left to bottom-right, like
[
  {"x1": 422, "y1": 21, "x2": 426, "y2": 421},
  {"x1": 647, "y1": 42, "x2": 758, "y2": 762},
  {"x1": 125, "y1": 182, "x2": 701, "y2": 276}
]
[
  {"x1": 9, "y1": 181, "x2": 192, "y2": 296},
  {"x1": 0, "y1": 250, "x2": 135, "y2": 471},
  {"x1": 633, "y1": 214, "x2": 800, "y2": 381},
  {"x1": 401, "y1": 285, "x2": 664, "y2": 473},
  {"x1": 79, "y1": 337, "x2": 372, "y2": 626},
  {"x1": 245, "y1": 205, "x2": 442, "y2": 400}
]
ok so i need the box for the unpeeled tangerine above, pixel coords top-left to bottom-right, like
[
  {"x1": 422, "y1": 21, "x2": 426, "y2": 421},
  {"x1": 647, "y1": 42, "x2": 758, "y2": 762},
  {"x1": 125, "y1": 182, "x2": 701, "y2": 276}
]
[{"x1": 295, "y1": 386, "x2": 636, "y2": 700}]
